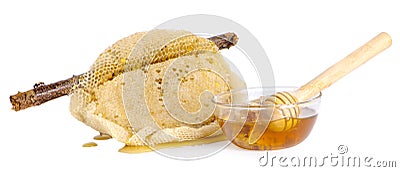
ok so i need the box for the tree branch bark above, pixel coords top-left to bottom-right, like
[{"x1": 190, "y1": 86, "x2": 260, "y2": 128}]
[{"x1": 10, "y1": 32, "x2": 239, "y2": 111}]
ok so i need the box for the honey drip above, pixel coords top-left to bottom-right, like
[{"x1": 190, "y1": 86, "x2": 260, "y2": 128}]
[{"x1": 119, "y1": 135, "x2": 227, "y2": 153}]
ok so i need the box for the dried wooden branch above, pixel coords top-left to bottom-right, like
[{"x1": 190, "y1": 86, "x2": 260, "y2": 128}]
[{"x1": 10, "y1": 32, "x2": 239, "y2": 111}]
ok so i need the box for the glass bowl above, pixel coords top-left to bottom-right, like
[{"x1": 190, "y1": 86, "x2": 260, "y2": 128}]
[{"x1": 212, "y1": 87, "x2": 321, "y2": 150}]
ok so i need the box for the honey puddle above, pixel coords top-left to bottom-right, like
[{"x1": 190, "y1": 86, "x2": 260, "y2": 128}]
[
  {"x1": 93, "y1": 133, "x2": 112, "y2": 140},
  {"x1": 82, "y1": 142, "x2": 98, "y2": 147},
  {"x1": 82, "y1": 133, "x2": 112, "y2": 148},
  {"x1": 119, "y1": 134, "x2": 227, "y2": 153}
]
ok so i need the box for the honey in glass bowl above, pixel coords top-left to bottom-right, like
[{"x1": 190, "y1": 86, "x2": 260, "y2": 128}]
[{"x1": 212, "y1": 87, "x2": 321, "y2": 150}]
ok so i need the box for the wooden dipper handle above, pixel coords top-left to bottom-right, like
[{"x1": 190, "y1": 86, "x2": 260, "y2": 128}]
[
  {"x1": 250, "y1": 32, "x2": 392, "y2": 138},
  {"x1": 293, "y1": 32, "x2": 392, "y2": 101}
]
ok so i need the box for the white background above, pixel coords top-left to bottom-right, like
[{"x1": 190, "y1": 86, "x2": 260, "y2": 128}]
[{"x1": 1, "y1": 0, "x2": 399, "y2": 171}]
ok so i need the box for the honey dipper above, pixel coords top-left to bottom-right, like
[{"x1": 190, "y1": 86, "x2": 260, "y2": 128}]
[{"x1": 249, "y1": 32, "x2": 392, "y2": 143}]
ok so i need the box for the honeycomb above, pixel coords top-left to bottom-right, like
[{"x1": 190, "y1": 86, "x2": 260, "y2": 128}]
[{"x1": 69, "y1": 30, "x2": 245, "y2": 146}]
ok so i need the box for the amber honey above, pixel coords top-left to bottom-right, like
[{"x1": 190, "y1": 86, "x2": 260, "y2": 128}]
[{"x1": 217, "y1": 109, "x2": 317, "y2": 150}]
